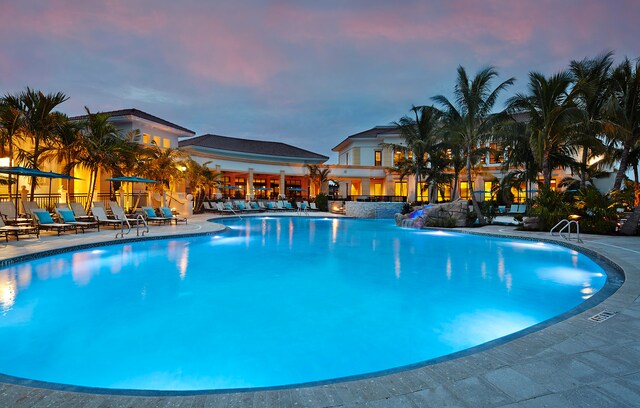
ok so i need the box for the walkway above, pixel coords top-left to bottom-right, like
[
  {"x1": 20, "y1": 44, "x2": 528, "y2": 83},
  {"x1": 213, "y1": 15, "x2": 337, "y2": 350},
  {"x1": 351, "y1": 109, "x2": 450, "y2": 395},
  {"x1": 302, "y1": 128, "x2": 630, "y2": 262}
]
[{"x1": 0, "y1": 217, "x2": 639, "y2": 407}]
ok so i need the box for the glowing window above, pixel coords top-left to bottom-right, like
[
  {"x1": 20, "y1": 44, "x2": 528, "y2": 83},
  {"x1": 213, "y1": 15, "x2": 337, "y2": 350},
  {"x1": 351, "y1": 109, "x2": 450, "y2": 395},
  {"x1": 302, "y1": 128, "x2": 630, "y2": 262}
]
[
  {"x1": 374, "y1": 151, "x2": 382, "y2": 166},
  {"x1": 162, "y1": 138, "x2": 171, "y2": 148},
  {"x1": 142, "y1": 133, "x2": 151, "y2": 144}
]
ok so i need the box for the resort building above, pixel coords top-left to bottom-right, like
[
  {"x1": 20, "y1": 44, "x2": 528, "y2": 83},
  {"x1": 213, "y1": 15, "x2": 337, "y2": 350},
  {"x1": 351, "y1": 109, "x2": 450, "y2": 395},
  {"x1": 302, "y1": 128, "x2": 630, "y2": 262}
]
[
  {"x1": 72, "y1": 109, "x2": 329, "y2": 204},
  {"x1": 330, "y1": 124, "x2": 577, "y2": 203},
  {"x1": 179, "y1": 134, "x2": 328, "y2": 199}
]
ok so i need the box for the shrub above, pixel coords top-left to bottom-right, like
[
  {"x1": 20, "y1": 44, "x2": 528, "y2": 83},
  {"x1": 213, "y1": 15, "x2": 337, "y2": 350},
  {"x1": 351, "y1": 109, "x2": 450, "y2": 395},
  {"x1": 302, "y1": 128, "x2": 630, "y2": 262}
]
[
  {"x1": 315, "y1": 193, "x2": 329, "y2": 211},
  {"x1": 572, "y1": 187, "x2": 618, "y2": 234},
  {"x1": 529, "y1": 187, "x2": 570, "y2": 230}
]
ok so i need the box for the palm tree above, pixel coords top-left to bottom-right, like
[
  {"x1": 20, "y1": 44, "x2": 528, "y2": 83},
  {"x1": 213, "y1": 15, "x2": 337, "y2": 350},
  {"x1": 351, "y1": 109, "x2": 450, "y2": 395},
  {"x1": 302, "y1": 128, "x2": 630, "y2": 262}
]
[
  {"x1": 306, "y1": 164, "x2": 331, "y2": 196},
  {"x1": 44, "y1": 115, "x2": 84, "y2": 175},
  {"x1": 0, "y1": 93, "x2": 25, "y2": 163},
  {"x1": 569, "y1": 52, "x2": 614, "y2": 189},
  {"x1": 605, "y1": 58, "x2": 640, "y2": 192},
  {"x1": 433, "y1": 66, "x2": 514, "y2": 224},
  {"x1": 0, "y1": 93, "x2": 26, "y2": 199},
  {"x1": 507, "y1": 71, "x2": 581, "y2": 187},
  {"x1": 181, "y1": 158, "x2": 221, "y2": 212},
  {"x1": 140, "y1": 144, "x2": 187, "y2": 205},
  {"x1": 72, "y1": 107, "x2": 136, "y2": 211},
  {"x1": 389, "y1": 105, "x2": 442, "y2": 202},
  {"x1": 12, "y1": 88, "x2": 69, "y2": 200},
  {"x1": 599, "y1": 58, "x2": 640, "y2": 235}
]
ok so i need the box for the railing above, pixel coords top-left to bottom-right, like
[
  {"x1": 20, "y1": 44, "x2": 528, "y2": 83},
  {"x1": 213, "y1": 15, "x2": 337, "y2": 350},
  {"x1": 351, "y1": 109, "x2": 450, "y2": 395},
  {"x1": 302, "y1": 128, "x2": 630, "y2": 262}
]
[
  {"x1": 550, "y1": 219, "x2": 582, "y2": 243},
  {"x1": 0, "y1": 192, "x2": 149, "y2": 211},
  {"x1": 341, "y1": 195, "x2": 407, "y2": 202}
]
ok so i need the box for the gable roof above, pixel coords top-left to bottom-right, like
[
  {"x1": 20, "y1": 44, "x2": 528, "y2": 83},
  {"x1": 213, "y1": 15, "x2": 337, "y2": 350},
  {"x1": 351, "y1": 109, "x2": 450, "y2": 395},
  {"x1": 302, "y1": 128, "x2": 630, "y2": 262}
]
[
  {"x1": 332, "y1": 125, "x2": 398, "y2": 151},
  {"x1": 71, "y1": 108, "x2": 195, "y2": 135},
  {"x1": 179, "y1": 134, "x2": 329, "y2": 161}
]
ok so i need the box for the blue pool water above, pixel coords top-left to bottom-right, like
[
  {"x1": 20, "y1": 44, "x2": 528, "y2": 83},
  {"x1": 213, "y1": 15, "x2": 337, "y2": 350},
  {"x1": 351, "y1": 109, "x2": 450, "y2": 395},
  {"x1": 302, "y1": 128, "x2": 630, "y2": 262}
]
[{"x1": 0, "y1": 217, "x2": 607, "y2": 391}]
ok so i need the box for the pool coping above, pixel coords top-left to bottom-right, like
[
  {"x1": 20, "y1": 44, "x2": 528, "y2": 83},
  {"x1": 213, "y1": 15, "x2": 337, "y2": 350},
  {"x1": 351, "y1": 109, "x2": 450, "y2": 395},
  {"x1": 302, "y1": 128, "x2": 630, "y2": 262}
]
[{"x1": 0, "y1": 216, "x2": 639, "y2": 406}]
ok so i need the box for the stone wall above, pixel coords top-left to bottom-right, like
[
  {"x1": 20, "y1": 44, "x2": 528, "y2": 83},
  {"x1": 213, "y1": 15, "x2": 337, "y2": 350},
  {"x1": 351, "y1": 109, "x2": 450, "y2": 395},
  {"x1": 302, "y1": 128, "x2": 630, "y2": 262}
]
[{"x1": 344, "y1": 201, "x2": 405, "y2": 218}]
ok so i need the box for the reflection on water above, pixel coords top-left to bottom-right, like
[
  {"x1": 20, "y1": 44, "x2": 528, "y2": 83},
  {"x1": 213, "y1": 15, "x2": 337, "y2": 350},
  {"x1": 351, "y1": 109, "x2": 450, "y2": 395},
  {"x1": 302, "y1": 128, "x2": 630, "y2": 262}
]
[{"x1": 0, "y1": 217, "x2": 610, "y2": 390}]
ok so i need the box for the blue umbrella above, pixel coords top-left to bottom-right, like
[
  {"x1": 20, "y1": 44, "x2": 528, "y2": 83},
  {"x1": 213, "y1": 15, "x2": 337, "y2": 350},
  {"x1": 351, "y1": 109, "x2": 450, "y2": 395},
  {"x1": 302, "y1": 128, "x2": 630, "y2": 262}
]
[
  {"x1": 107, "y1": 176, "x2": 157, "y2": 183},
  {"x1": 0, "y1": 167, "x2": 80, "y2": 217}
]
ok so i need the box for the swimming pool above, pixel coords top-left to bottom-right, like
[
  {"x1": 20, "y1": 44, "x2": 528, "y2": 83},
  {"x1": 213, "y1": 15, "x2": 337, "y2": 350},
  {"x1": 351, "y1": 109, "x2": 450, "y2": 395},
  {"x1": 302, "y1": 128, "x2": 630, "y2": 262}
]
[{"x1": 0, "y1": 217, "x2": 609, "y2": 392}]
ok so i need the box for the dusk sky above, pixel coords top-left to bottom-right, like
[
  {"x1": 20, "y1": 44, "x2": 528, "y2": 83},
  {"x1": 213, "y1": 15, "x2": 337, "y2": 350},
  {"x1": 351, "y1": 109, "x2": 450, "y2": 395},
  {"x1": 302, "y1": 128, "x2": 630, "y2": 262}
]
[{"x1": 1, "y1": 0, "x2": 639, "y2": 162}]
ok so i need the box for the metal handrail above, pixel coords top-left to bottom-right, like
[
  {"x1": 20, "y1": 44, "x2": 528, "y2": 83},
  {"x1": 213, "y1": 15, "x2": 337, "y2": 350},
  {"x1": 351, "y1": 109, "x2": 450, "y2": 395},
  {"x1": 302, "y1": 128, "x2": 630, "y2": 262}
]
[
  {"x1": 550, "y1": 219, "x2": 570, "y2": 236},
  {"x1": 135, "y1": 214, "x2": 149, "y2": 236},
  {"x1": 551, "y1": 219, "x2": 581, "y2": 243}
]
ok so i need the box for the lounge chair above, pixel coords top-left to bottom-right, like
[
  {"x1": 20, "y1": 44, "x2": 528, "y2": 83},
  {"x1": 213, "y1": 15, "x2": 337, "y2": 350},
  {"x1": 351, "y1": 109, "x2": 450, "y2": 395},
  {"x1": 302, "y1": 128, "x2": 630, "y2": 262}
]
[
  {"x1": 110, "y1": 201, "x2": 149, "y2": 235},
  {"x1": 91, "y1": 206, "x2": 126, "y2": 229},
  {"x1": 309, "y1": 202, "x2": 321, "y2": 211},
  {"x1": 296, "y1": 202, "x2": 308, "y2": 215},
  {"x1": 70, "y1": 202, "x2": 98, "y2": 222},
  {"x1": 55, "y1": 208, "x2": 100, "y2": 232},
  {"x1": 32, "y1": 209, "x2": 77, "y2": 236},
  {"x1": 0, "y1": 217, "x2": 39, "y2": 241},
  {"x1": 21, "y1": 200, "x2": 42, "y2": 216},
  {"x1": 159, "y1": 206, "x2": 187, "y2": 224},
  {"x1": 202, "y1": 201, "x2": 217, "y2": 212},
  {"x1": 282, "y1": 201, "x2": 295, "y2": 211},
  {"x1": 498, "y1": 205, "x2": 506, "y2": 214},
  {"x1": 0, "y1": 201, "x2": 31, "y2": 224},
  {"x1": 216, "y1": 202, "x2": 238, "y2": 215},
  {"x1": 141, "y1": 206, "x2": 172, "y2": 224}
]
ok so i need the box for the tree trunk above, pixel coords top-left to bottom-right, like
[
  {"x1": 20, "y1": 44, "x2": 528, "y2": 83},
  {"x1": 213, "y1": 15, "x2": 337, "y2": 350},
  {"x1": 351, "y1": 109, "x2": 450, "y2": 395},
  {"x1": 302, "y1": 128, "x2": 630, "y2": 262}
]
[
  {"x1": 467, "y1": 148, "x2": 485, "y2": 225},
  {"x1": 613, "y1": 135, "x2": 635, "y2": 191},
  {"x1": 620, "y1": 204, "x2": 640, "y2": 235},
  {"x1": 634, "y1": 164, "x2": 639, "y2": 207},
  {"x1": 542, "y1": 152, "x2": 551, "y2": 187},
  {"x1": 580, "y1": 148, "x2": 588, "y2": 189},
  {"x1": 452, "y1": 172, "x2": 459, "y2": 201}
]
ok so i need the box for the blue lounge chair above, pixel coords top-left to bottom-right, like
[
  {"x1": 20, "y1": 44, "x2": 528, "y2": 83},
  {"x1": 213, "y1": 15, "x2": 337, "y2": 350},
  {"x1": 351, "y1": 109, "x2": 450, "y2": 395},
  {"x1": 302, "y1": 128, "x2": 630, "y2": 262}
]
[
  {"x1": 55, "y1": 208, "x2": 100, "y2": 232},
  {"x1": 32, "y1": 209, "x2": 77, "y2": 236}
]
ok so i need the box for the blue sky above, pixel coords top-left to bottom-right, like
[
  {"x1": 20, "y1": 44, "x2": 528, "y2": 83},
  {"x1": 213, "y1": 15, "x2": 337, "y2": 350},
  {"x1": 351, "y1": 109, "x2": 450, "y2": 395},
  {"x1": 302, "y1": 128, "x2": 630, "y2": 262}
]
[{"x1": 1, "y1": 0, "x2": 638, "y2": 162}]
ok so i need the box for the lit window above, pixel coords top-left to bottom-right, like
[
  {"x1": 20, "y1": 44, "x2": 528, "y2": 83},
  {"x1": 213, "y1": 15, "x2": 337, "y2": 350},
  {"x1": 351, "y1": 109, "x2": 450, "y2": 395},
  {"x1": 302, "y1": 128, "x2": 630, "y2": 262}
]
[
  {"x1": 460, "y1": 181, "x2": 470, "y2": 200},
  {"x1": 142, "y1": 133, "x2": 151, "y2": 144},
  {"x1": 162, "y1": 138, "x2": 171, "y2": 148},
  {"x1": 395, "y1": 181, "x2": 407, "y2": 197},
  {"x1": 438, "y1": 184, "x2": 451, "y2": 202},
  {"x1": 417, "y1": 182, "x2": 428, "y2": 202},
  {"x1": 374, "y1": 151, "x2": 382, "y2": 166},
  {"x1": 153, "y1": 136, "x2": 161, "y2": 146}
]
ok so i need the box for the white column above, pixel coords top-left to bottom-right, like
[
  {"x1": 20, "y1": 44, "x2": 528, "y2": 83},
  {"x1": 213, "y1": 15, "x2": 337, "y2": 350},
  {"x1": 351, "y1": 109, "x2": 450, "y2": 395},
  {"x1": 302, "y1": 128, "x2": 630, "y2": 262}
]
[
  {"x1": 248, "y1": 168, "x2": 255, "y2": 200},
  {"x1": 279, "y1": 171, "x2": 286, "y2": 198}
]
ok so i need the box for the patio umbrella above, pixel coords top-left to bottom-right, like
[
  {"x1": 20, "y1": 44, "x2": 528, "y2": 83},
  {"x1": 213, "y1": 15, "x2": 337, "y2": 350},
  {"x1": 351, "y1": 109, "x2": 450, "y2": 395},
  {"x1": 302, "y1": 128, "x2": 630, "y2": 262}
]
[
  {"x1": 253, "y1": 187, "x2": 272, "y2": 191},
  {"x1": 0, "y1": 166, "x2": 78, "y2": 219},
  {"x1": 106, "y1": 176, "x2": 158, "y2": 209},
  {"x1": 287, "y1": 187, "x2": 306, "y2": 192}
]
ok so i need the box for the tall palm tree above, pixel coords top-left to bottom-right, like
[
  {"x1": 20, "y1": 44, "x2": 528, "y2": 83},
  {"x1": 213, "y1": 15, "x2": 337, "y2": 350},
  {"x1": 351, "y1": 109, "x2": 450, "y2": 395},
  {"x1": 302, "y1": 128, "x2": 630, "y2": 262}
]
[
  {"x1": 0, "y1": 93, "x2": 25, "y2": 163},
  {"x1": 12, "y1": 88, "x2": 69, "y2": 200},
  {"x1": 44, "y1": 115, "x2": 84, "y2": 175},
  {"x1": 569, "y1": 52, "x2": 614, "y2": 189},
  {"x1": 72, "y1": 107, "x2": 135, "y2": 211},
  {"x1": 605, "y1": 58, "x2": 640, "y2": 192},
  {"x1": 0, "y1": 94, "x2": 26, "y2": 199},
  {"x1": 389, "y1": 105, "x2": 442, "y2": 202},
  {"x1": 507, "y1": 71, "x2": 581, "y2": 187},
  {"x1": 433, "y1": 66, "x2": 514, "y2": 224},
  {"x1": 140, "y1": 144, "x2": 187, "y2": 205},
  {"x1": 181, "y1": 158, "x2": 221, "y2": 212}
]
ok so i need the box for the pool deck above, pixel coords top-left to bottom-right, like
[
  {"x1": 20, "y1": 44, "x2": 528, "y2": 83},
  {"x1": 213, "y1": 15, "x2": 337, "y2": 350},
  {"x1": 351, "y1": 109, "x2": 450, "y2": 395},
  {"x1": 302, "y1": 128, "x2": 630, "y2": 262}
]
[{"x1": 1, "y1": 213, "x2": 640, "y2": 407}]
